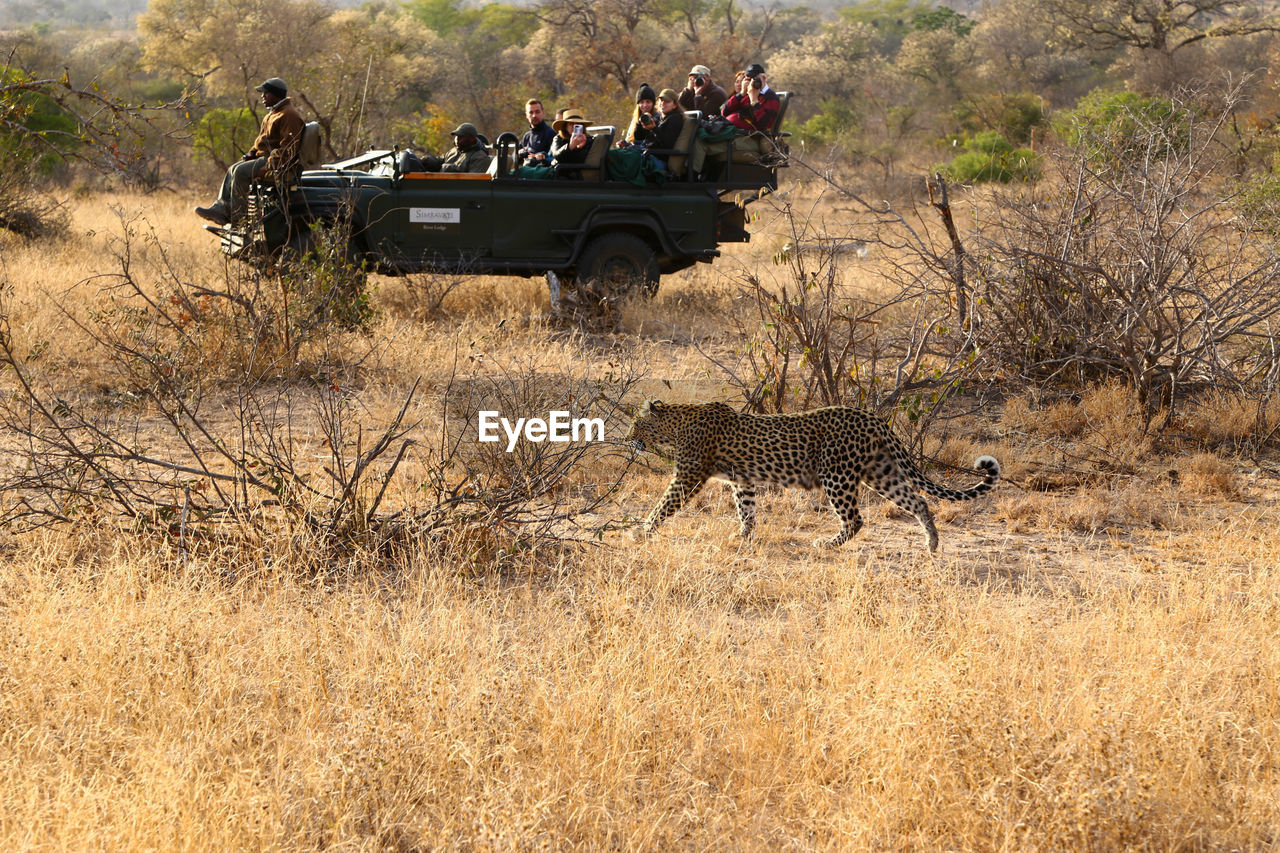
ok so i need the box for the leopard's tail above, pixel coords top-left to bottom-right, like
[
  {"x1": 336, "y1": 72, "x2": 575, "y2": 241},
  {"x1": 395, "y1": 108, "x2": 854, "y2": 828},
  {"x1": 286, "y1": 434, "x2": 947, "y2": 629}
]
[{"x1": 913, "y1": 455, "x2": 1001, "y2": 502}]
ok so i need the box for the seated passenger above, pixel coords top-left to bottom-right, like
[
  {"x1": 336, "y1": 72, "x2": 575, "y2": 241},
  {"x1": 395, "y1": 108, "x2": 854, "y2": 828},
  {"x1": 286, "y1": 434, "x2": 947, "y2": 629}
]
[
  {"x1": 647, "y1": 89, "x2": 686, "y2": 169},
  {"x1": 621, "y1": 83, "x2": 659, "y2": 148},
  {"x1": 677, "y1": 65, "x2": 728, "y2": 117},
  {"x1": 550, "y1": 109, "x2": 595, "y2": 179},
  {"x1": 723, "y1": 63, "x2": 780, "y2": 137},
  {"x1": 518, "y1": 99, "x2": 555, "y2": 166},
  {"x1": 398, "y1": 122, "x2": 492, "y2": 174},
  {"x1": 690, "y1": 62, "x2": 782, "y2": 178}
]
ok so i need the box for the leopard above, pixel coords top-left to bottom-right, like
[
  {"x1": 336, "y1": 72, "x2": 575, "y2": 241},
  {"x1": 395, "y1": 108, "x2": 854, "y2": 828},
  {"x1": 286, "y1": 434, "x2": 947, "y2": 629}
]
[{"x1": 624, "y1": 400, "x2": 1000, "y2": 552}]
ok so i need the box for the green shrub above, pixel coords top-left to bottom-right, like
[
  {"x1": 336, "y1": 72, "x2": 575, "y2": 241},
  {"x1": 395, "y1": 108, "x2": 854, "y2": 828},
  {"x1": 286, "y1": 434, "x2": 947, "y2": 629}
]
[
  {"x1": 940, "y1": 131, "x2": 1039, "y2": 183},
  {"x1": 1051, "y1": 89, "x2": 1191, "y2": 164},
  {"x1": 1234, "y1": 151, "x2": 1280, "y2": 240},
  {"x1": 795, "y1": 98, "x2": 860, "y2": 148},
  {"x1": 192, "y1": 107, "x2": 260, "y2": 165},
  {"x1": 0, "y1": 69, "x2": 80, "y2": 176},
  {"x1": 955, "y1": 92, "x2": 1044, "y2": 145}
]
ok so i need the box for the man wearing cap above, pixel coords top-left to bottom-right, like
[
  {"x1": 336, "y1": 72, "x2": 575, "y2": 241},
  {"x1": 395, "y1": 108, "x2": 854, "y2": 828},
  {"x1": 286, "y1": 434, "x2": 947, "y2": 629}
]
[
  {"x1": 691, "y1": 62, "x2": 781, "y2": 177},
  {"x1": 438, "y1": 123, "x2": 491, "y2": 173},
  {"x1": 195, "y1": 77, "x2": 305, "y2": 226},
  {"x1": 399, "y1": 122, "x2": 491, "y2": 173},
  {"x1": 723, "y1": 62, "x2": 780, "y2": 135},
  {"x1": 678, "y1": 65, "x2": 728, "y2": 116}
]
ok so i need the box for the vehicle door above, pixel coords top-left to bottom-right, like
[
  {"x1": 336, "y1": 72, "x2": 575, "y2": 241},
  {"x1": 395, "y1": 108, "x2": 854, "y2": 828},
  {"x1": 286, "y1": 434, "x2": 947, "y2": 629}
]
[
  {"x1": 489, "y1": 182, "x2": 588, "y2": 264},
  {"x1": 365, "y1": 173, "x2": 494, "y2": 271}
]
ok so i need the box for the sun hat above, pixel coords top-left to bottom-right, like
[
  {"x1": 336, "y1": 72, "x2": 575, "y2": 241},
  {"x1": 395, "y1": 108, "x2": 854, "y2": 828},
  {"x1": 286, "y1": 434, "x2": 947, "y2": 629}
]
[{"x1": 552, "y1": 108, "x2": 593, "y2": 135}]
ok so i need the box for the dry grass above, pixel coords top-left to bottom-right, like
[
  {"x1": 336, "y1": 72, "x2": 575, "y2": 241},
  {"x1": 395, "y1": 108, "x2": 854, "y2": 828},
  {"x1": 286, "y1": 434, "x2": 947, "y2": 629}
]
[{"x1": 0, "y1": 188, "x2": 1278, "y2": 848}]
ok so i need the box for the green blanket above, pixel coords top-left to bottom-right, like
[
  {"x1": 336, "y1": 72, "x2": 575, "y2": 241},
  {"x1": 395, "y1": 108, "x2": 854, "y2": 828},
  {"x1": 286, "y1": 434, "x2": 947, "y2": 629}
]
[
  {"x1": 605, "y1": 148, "x2": 668, "y2": 187},
  {"x1": 513, "y1": 163, "x2": 555, "y2": 180}
]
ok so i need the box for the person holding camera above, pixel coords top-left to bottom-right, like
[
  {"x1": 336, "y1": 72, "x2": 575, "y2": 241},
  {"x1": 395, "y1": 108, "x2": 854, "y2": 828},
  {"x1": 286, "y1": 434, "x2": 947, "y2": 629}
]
[
  {"x1": 622, "y1": 83, "x2": 661, "y2": 147},
  {"x1": 195, "y1": 77, "x2": 305, "y2": 226},
  {"x1": 721, "y1": 62, "x2": 782, "y2": 163},
  {"x1": 678, "y1": 65, "x2": 728, "y2": 116},
  {"x1": 646, "y1": 89, "x2": 687, "y2": 169},
  {"x1": 723, "y1": 62, "x2": 780, "y2": 134},
  {"x1": 689, "y1": 62, "x2": 781, "y2": 178}
]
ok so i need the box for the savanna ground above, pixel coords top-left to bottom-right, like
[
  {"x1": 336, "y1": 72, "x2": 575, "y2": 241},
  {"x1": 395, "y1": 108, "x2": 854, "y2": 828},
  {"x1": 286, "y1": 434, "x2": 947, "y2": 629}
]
[{"x1": 0, "y1": 178, "x2": 1278, "y2": 850}]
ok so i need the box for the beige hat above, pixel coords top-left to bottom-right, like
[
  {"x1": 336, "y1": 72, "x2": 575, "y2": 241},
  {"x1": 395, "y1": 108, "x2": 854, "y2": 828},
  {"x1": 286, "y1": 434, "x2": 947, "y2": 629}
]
[
  {"x1": 688, "y1": 65, "x2": 711, "y2": 78},
  {"x1": 552, "y1": 108, "x2": 593, "y2": 135}
]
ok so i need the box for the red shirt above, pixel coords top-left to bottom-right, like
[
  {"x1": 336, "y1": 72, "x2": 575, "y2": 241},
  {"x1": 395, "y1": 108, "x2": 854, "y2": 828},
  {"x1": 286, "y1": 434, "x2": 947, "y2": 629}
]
[{"x1": 722, "y1": 88, "x2": 780, "y2": 132}]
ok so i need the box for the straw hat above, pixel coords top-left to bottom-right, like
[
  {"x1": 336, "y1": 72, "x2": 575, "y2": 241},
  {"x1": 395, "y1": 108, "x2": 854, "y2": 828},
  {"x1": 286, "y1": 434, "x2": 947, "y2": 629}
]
[{"x1": 552, "y1": 108, "x2": 593, "y2": 135}]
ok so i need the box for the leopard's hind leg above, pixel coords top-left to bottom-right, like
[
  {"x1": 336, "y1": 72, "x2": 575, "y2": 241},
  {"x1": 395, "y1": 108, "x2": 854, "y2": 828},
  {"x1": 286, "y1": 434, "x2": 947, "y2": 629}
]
[{"x1": 865, "y1": 463, "x2": 939, "y2": 553}]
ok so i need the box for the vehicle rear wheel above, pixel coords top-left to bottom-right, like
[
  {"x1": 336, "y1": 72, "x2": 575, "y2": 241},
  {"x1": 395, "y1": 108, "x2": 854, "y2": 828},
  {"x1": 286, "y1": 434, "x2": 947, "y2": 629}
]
[{"x1": 576, "y1": 232, "x2": 660, "y2": 299}]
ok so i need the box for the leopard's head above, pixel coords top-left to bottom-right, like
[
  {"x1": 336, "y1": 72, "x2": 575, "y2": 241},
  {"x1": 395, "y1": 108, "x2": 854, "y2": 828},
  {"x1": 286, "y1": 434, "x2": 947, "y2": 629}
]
[{"x1": 625, "y1": 399, "x2": 679, "y2": 453}]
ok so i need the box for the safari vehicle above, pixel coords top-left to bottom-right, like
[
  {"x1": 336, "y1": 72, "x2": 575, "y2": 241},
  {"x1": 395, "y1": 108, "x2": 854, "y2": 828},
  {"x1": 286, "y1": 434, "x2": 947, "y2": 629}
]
[{"x1": 209, "y1": 95, "x2": 792, "y2": 296}]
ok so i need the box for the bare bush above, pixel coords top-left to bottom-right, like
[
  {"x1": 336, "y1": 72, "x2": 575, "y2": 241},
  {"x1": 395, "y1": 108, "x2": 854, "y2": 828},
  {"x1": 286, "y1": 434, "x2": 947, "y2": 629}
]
[
  {"x1": 967, "y1": 85, "x2": 1280, "y2": 422},
  {"x1": 705, "y1": 193, "x2": 985, "y2": 454},
  {"x1": 394, "y1": 269, "x2": 467, "y2": 321},
  {"x1": 410, "y1": 349, "x2": 641, "y2": 554},
  {"x1": 0, "y1": 216, "x2": 640, "y2": 561},
  {"x1": 0, "y1": 163, "x2": 66, "y2": 239}
]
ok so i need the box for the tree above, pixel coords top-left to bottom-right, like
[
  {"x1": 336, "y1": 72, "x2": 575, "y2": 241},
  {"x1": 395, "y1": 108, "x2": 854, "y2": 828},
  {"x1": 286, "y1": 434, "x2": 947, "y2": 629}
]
[
  {"x1": 534, "y1": 0, "x2": 662, "y2": 93},
  {"x1": 1041, "y1": 0, "x2": 1280, "y2": 90},
  {"x1": 768, "y1": 20, "x2": 883, "y2": 124},
  {"x1": 403, "y1": 0, "x2": 539, "y2": 135},
  {"x1": 300, "y1": 5, "x2": 447, "y2": 156},
  {"x1": 139, "y1": 0, "x2": 333, "y2": 100},
  {"x1": 139, "y1": 0, "x2": 443, "y2": 159},
  {"x1": 968, "y1": 0, "x2": 1101, "y2": 107},
  {"x1": 0, "y1": 59, "x2": 185, "y2": 234}
]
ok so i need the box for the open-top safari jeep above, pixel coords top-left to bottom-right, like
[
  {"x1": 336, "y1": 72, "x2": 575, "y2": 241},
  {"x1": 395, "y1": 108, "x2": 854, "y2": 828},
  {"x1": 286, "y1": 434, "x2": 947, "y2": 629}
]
[{"x1": 209, "y1": 96, "x2": 792, "y2": 299}]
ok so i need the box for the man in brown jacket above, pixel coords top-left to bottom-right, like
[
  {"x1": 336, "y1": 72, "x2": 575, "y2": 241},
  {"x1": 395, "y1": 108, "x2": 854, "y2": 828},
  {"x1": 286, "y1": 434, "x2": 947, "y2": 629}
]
[
  {"x1": 196, "y1": 77, "x2": 305, "y2": 226},
  {"x1": 677, "y1": 65, "x2": 728, "y2": 117}
]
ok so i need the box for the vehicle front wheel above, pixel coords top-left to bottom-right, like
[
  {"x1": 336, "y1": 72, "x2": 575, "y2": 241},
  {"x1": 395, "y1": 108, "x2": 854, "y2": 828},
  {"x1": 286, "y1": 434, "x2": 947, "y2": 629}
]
[{"x1": 576, "y1": 232, "x2": 660, "y2": 299}]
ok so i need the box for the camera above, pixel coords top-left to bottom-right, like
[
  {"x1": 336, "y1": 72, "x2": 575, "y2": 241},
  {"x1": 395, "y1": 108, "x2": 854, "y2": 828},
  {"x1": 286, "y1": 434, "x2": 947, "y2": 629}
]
[
  {"x1": 695, "y1": 75, "x2": 704, "y2": 87},
  {"x1": 640, "y1": 113, "x2": 655, "y2": 127},
  {"x1": 751, "y1": 76, "x2": 762, "y2": 90}
]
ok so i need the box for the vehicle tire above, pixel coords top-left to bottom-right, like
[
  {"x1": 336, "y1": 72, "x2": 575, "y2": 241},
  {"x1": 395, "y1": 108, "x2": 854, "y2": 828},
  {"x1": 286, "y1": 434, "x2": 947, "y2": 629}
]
[{"x1": 576, "y1": 232, "x2": 660, "y2": 298}]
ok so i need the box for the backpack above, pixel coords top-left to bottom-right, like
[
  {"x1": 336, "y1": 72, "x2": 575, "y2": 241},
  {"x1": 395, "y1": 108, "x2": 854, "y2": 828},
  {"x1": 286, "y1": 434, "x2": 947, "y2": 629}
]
[{"x1": 698, "y1": 116, "x2": 739, "y2": 143}]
